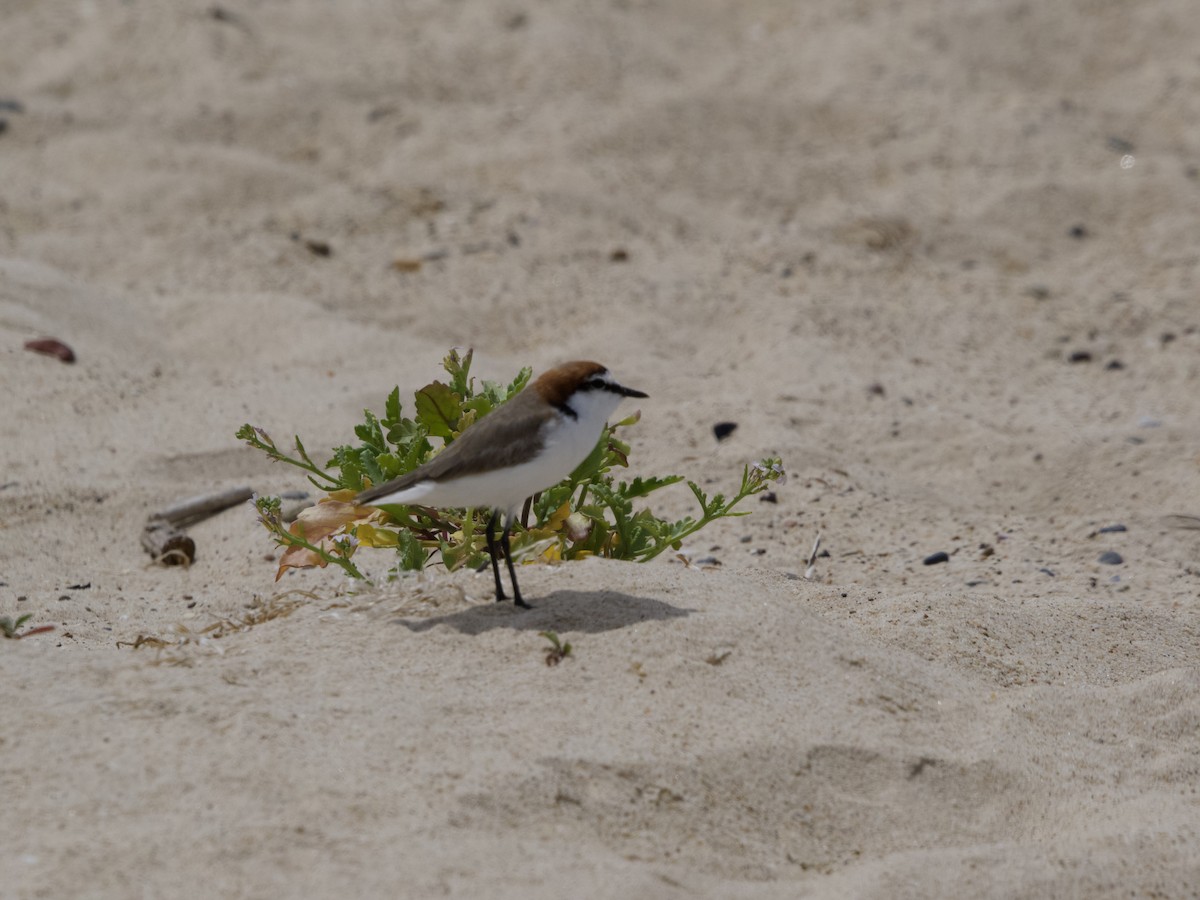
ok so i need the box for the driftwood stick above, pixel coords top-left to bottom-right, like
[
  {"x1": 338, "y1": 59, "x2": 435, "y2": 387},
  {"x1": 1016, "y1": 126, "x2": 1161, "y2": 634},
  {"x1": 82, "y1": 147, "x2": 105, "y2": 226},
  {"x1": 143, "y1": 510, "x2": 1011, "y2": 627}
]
[
  {"x1": 148, "y1": 486, "x2": 254, "y2": 529},
  {"x1": 141, "y1": 521, "x2": 197, "y2": 566},
  {"x1": 142, "y1": 486, "x2": 254, "y2": 565}
]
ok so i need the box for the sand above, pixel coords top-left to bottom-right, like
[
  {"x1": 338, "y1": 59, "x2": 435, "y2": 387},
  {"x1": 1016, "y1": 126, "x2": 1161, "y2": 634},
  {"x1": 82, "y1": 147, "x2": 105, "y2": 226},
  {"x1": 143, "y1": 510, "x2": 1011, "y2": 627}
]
[{"x1": 3, "y1": 1, "x2": 1200, "y2": 896}]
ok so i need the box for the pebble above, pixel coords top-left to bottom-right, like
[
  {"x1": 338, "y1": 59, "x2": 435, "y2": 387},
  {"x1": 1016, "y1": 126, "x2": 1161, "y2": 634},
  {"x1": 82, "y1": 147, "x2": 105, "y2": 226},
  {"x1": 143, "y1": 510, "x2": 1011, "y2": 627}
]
[
  {"x1": 1067, "y1": 350, "x2": 1092, "y2": 363},
  {"x1": 758, "y1": 491, "x2": 778, "y2": 504},
  {"x1": 923, "y1": 551, "x2": 950, "y2": 565},
  {"x1": 1098, "y1": 551, "x2": 1123, "y2": 565},
  {"x1": 1097, "y1": 524, "x2": 1127, "y2": 534},
  {"x1": 24, "y1": 338, "x2": 76, "y2": 363}
]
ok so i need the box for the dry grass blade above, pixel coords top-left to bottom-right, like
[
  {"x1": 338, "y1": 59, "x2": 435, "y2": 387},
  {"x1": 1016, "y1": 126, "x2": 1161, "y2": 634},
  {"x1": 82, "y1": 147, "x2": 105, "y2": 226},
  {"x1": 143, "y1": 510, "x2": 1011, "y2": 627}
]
[
  {"x1": 804, "y1": 531, "x2": 823, "y2": 580},
  {"x1": 119, "y1": 589, "x2": 320, "y2": 662}
]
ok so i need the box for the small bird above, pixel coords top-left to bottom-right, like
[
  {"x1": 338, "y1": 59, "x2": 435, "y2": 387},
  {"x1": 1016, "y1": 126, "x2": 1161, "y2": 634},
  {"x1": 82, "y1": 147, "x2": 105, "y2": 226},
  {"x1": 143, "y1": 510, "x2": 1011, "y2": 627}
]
[{"x1": 354, "y1": 360, "x2": 647, "y2": 608}]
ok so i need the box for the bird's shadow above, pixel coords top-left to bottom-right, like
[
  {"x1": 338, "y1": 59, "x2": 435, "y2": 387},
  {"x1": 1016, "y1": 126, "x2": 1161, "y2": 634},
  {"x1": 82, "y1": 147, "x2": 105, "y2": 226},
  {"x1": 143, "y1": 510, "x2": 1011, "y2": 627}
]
[{"x1": 395, "y1": 589, "x2": 693, "y2": 635}]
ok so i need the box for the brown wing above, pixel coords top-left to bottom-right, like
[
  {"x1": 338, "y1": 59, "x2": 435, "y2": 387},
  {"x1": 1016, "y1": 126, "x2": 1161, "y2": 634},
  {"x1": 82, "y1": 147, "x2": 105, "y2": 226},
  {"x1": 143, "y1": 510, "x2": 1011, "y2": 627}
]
[{"x1": 355, "y1": 389, "x2": 555, "y2": 504}]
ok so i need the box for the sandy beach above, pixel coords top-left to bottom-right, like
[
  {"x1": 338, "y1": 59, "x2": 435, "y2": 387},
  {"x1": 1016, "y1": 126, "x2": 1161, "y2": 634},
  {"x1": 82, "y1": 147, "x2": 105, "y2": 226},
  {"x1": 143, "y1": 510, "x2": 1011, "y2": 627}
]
[{"x1": 3, "y1": 1, "x2": 1199, "y2": 896}]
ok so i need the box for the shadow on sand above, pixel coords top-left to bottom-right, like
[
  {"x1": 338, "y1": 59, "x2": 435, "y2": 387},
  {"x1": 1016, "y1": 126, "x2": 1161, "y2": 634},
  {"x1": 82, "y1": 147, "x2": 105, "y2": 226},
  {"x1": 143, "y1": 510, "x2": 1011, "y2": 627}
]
[{"x1": 395, "y1": 589, "x2": 693, "y2": 636}]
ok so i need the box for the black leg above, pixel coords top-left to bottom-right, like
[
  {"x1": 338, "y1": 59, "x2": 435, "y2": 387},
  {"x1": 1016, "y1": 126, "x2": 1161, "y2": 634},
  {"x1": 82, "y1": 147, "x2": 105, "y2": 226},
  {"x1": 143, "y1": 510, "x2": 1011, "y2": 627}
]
[
  {"x1": 484, "y1": 510, "x2": 507, "y2": 603},
  {"x1": 500, "y1": 515, "x2": 531, "y2": 609}
]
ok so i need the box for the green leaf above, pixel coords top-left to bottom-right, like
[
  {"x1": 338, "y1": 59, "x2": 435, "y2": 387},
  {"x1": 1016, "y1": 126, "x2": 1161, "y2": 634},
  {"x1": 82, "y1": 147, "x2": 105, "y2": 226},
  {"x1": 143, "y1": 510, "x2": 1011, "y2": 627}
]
[
  {"x1": 383, "y1": 386, "x2": 403, "y2": 429},
  {"x1": 414, "y1": 381, "x2": 462, "y2": 439},
  {"x1": 443, "y1": 348, "x2": 473, "y2": 397},
  {"x1": 621, "y1": 475, "x2": 684, "y2": 499}
]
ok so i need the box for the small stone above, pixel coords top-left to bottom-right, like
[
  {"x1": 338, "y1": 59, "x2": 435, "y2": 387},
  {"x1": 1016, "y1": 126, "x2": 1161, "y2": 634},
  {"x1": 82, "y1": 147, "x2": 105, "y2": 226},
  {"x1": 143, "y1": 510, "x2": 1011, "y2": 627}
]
[
  {"x1": 1039, "y1": 567, "x2": 1056, "y2": 577},
  {"x1": 1069, "y1": 224, "x2": 1089, "y2": 239},
  {"x1": 1098, "y1": 551, "x2": 1123, "y2": 565},
  {"x1": 24, "y1": 338, "x2": 76, "y2": 363},
  {"x1": 1098, "y1": 524, "x2": 1127, "y2": 534},
  {"x1": 1105, "y1": 360, "x2": 1124, "y2": 370},
  {"x1": 1067, "y1": 350, "x2": 1092, "y2": 363},
  {"x1": 758, "y1": 491, "x2": 778, "y2": 504},
  {"x1": 1106, "y1": 136, "x2": 1135, "y2": 155},
  {"x1": 712, "y1": 421, "x2": 738, "y2": 442},
  {"x1": 923, "y1": 551, "x2": 950, "y2": 566}
]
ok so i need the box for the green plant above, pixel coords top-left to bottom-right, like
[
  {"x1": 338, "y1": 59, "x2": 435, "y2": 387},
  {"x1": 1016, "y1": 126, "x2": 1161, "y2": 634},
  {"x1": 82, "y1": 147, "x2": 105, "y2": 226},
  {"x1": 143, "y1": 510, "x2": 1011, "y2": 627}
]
[
  {"x1": 1, "y1": 613, "x2": 54, "y2": 640},
  {"x1": 238, "y1": 349, "x2": 784, "y2": 581},
  {"x1": 539, "y1": 631, "x2": 573, "y2": 666}
]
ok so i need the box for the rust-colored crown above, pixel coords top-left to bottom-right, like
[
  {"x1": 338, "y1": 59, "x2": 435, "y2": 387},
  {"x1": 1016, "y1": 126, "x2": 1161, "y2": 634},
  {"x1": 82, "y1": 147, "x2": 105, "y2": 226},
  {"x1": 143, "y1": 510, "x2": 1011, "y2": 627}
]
[{"x1": 529, "y1": 360, "x2": 608, "y2": 409}]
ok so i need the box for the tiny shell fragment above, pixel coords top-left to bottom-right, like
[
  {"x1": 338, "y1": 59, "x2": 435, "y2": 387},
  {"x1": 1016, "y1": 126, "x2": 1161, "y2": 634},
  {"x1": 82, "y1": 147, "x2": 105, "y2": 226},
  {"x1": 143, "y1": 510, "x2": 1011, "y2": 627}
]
[{"x1": 24, "y1": 338, "x2": 76, "y2": 363}]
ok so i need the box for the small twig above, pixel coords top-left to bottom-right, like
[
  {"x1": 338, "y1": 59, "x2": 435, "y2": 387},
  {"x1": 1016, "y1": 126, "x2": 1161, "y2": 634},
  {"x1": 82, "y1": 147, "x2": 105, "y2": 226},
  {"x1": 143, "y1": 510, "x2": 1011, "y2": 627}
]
[{"x1": 148, "y1": 486, "x2": 254, "y2": 529}]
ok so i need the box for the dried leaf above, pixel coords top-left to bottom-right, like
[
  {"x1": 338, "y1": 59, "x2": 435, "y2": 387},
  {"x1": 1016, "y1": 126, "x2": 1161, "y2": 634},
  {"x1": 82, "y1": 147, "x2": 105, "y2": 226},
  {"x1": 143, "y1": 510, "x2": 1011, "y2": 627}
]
[
  {"x1": 24, "y1": 337, "x2": 76, "y2": 363},
  {"x1": 274, "y1": 498, "x2": 376, "y2": 580}
]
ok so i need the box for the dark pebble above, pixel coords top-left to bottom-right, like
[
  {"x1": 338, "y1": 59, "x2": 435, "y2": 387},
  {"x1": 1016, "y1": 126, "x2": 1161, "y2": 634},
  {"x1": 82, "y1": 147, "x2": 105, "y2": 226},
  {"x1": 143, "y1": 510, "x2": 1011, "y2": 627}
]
[
  {"x1": 304, "y1": 239, "x2": 332, "y2": 257},
  {"x1": 0, "y1": 119, "x2": 8, "y2": 136},
  {"x1": 923, "y1": 551, "x2": 950, "y2": 566},
  {"x1": 1069, "y1": 224, "x2": 1089, "y2": 239},
  {"x1": 0, "y1": 99, "x2": 23, "y2": 113},
  {"x1": 1105, "y1": 360, "x2": 1124, "y2": 370},
  {"x1": 758, "y1": 491, "x2": 778, "y2": 504},
  {"x1": 24, "y1": 338, "x2": 76, "y2": 363},
  {"x1": 609, "y1": 248, "x2": 628, "y2": 262},
  {"x1": 1039, "y1": 567, "x2": 1056, "y2": 577},
  {"x1": 1067, "y1": 350, "x2": 1092, "y2": 363},
  {"x1": 1098, "y1": 551, "x2": 1123, "y2": 565},
  {"x1": 1098, "y1": 524, "x2": 1127, "y2": 534},
  {"x1": 867, "y1": 382, "x2": 886, "y2": 396},
  {"x1": 712, "y1": 421, "x2": 738, "y2": 442}
]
